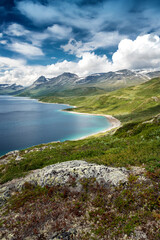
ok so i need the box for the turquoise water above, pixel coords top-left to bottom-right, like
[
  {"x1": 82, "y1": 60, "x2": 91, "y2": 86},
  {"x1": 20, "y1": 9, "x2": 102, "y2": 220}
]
[{"x1": 0, "y1": 96, "x2": 111, "y2": 156}]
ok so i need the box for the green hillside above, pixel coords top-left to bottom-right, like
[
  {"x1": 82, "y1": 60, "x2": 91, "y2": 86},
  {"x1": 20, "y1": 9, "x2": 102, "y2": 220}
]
[
  {"x1": 40, "y1": 77, "x2": 160, "y2": 123},
  {"x1": 1, "y1": 77, "x2": 160, "y2": 240},
  {"x1": 19, "y1": 86, "x2": 106, "y2": 98}
]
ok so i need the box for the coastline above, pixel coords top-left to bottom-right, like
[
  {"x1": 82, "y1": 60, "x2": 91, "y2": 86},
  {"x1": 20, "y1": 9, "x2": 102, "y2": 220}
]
[
  {"x1": 62, "y1": 108, "x2": 121, "y2": 140},
  {"x1": 0, "y1": 96, "x2": 121, "y2": 157},
  {"x1": 38, "y1": 99, "x2": 121, "y2": 139}
]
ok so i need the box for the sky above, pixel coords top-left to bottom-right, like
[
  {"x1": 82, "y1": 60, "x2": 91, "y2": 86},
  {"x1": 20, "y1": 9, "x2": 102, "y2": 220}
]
[{"x1": 0, "y1": 0, "x2": 160, "y2": 86}]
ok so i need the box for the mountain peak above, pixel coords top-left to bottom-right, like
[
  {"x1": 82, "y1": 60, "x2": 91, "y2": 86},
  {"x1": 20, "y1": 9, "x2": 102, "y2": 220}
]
[
  {"x1": 33, "y1": 76, "x2": 47, "y2": 86},
  {"x1": 59, "y1": 72, "x2": 79, "y2": 78},
  {"x1": 36, "y1": 76, "x2": 47, "y2": 82}
]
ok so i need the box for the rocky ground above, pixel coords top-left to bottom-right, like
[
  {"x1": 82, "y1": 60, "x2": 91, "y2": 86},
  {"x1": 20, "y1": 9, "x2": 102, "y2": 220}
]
[
  {"x1": 0, "y1": 160, "x2": 128, "y2": 206},
  {"x1": 0, "y1": 160, "x2": 159, "y2": 240}
]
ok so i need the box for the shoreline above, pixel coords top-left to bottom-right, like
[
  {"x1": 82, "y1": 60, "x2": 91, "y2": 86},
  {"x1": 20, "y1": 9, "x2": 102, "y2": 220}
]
[
  {"x1": 22, "y1": 98, "x2": 121, "y2": 136},
  {"x1": 0, "y1": 97, "x2": 121, "y2": 157},
  {"x1": 62, "y1": 109, "x2": 121, "y2": 140},
  {"x1": 38, "y1": 99, "x2": 121, "y2": 139}
]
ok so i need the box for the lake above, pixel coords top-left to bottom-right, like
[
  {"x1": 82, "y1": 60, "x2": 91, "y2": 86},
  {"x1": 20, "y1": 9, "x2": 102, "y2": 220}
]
[{"x1": 0, "y1": 95, "x2": 111, "y2": 156}]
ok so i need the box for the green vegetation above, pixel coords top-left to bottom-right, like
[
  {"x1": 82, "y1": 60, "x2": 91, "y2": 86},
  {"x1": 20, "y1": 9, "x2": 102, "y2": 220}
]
[
  {"x1": 40, "y1": 77, "x2": 160, "y2": 123},
  {"x1": 0, "y1": 78, "x2": 160, "y2": 184},
  {"x1": 0, "y1": 176, "x2": 159, "y2": 239},
  {"x1": 0, "y1": 116, "x2": 160, "y2": 184},
  {"x1": 19, "y1": 86, "x2": 107, "y2": 98},
  {"x1": 0, "y1": 77, "x2": 160, "y2": 239}
]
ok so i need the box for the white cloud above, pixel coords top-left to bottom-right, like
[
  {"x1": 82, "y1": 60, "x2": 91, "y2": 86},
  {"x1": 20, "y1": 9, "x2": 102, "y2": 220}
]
[
  {"x1": 47, "y1": 24, "x2": 72, "y2": 39},
  {"x1": 8, "y1": 42, "x2": 44, "y2": 58},
  {"x1": 5, "y1": 23, "x2": 49, "y2": 47},
  {"x1": 17, "y1": 1, "x2": 60, "y2": 24},
  {"x1": 0, "y1": 40, "x2": 7, "y2": 45},
  {"x1": 4, "y1": 23, "x2": 72, "y2": 50},
  {"x1": 0, "y1": 33, "x2": 3, "y2": 38},
  {"x1": 5, "y1": 23, "x2": 29, "y2": 37},
  {"x1": 0, "y1": 52, "x2": 112, "y2": 86},
  {"x1": 62, "y1": 31, "x2": 126, "y2": 57},
  {"x1": 112, "y1": 34, "x2": 160, "y2": 69},
  {"x1": 0, "y1": 57, "x2": 26, "y2": 68},
  {"x1": 1, "y1": 34, "x2": 160, "y2": 86}
]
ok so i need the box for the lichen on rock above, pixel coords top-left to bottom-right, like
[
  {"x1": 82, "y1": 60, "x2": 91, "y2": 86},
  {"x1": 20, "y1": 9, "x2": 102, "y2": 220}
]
[{"x1": 0, "y1": 160, "x2": 128, "y2": 206}]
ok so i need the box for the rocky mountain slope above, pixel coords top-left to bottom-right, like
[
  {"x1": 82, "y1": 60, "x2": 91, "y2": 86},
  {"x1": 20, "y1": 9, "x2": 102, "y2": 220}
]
[
  {"x1": 1, "y1": 69, "x2": 160, "y2": 97},
  {"x1": 0, "y1": 84, "x2": 24, "y2": 95},
  {"x1": 18, "y1": 69, "x2": 158, "y2": 98}
]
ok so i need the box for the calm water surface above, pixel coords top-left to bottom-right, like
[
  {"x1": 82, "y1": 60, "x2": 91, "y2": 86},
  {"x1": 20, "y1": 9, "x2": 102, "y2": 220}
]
[{"x1": 0, "y1": 96, "x2": 111, "y2": 156}]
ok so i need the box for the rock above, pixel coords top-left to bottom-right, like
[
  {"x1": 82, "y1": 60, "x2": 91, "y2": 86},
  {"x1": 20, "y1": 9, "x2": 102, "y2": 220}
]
[
  {"x1": 131, "y1": 230, "x2": 148, "y2": 240},
  {"x1": 6, "y1": 150, "x2": 19, "y2": 156},
  {"x1": 50, "y1": 229, "x2": 77, "y2": 240},
  {"x1": 17, "y1": 160, "x2": 128, "y2": 189},
  {"x1": 15, "y1": 155, "x2": 22, "y2": 161},
  {"x1": 130, "y1": 166, "x2": 146, "y2": 176},
  {"x1": 0, "y1": 160, "x2": 129, "y2": 205}
]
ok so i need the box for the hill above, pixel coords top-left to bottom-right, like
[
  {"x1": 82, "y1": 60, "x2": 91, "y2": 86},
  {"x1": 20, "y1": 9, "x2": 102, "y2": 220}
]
[{"x1": 41, "y1": 77, "x2": 160, "y2": 123}]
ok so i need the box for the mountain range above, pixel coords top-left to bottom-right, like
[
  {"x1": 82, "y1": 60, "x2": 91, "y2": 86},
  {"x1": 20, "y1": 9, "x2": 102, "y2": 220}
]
[
  {"x1": 0, "y1": 84, "x2": 24, "y2": 95},
  {"x1": 1, "y1": 69, "x2": 160, "y2": 97}
]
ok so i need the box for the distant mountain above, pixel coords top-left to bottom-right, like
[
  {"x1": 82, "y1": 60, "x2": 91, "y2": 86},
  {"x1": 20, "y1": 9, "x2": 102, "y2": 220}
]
[
  {"x1": 3, "y1": 69, "x2": 160, "y2": 98},
  {"x1": 146, "y1": 71, "x2": 160, "y2": 79},
  {"x1": 0, "y1": 84, "x2": 25, "y2": 95},
  {"x1": 31, "y1": 72, "x2": 79, "y2": 89},
  {"x1": 18, "y1": 69, "x2": 150, "y2": 98},
  {"x1": 31, "y1": 76, "x2": 49, "y2": 88},
  {"x1": 77, "y1": 69, "x2": 148, "y2": 88},
  {"x1": 19, "y1": 72, "x2": 79, "y2": 97}
]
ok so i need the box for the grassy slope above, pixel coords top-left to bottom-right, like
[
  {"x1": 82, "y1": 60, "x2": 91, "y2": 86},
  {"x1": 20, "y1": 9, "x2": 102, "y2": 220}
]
[
  {"x1": 0, "y1": 77, "x2": 160, "y2": 239},
  {"x1": 1, "y1": 77, "x2": 159, "y2": 184},
  {"x1": 40, "y1": 77, "x2": 160, "y2": 123},
  {"x1": 18, "y1": 86, "x2": 107, "y2": 98},
  {"x1": 0, "y1": 77, "x2": 159, "y2": 183},
  {"x1": 0, "y1": 112, "x2": 160, "y2": 184}
]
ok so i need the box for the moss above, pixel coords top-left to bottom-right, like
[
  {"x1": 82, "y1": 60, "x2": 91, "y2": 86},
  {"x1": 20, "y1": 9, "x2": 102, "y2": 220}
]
[{"x1": 0, "y1": 176, "x2": 159, "y2": 239}]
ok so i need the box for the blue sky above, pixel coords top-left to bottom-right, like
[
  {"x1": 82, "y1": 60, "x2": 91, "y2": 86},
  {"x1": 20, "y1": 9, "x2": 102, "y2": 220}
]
[{"x1": 0, "y1": 0, "x2": 160, "y2": 85}]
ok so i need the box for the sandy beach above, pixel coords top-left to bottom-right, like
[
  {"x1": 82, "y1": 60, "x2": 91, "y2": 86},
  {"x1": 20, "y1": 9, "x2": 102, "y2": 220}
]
[
  {"x1": 62, "y1": 107, "x2": 121, "y2": 140},
  {"x1": 23, "y1": 97, "x2": 121, "y2": 141},
  {"x1": 33, "y1": 99, "x2": 121, "y2": 140}
]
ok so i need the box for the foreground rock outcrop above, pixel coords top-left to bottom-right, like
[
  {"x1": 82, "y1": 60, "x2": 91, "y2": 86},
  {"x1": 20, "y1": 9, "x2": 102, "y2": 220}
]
[
  {"x1": 0, "y1": 160, "x2": 159, "y2": 240},
  {"x1": 0, "y1": 160, "x2": 128, "y2": 206}
]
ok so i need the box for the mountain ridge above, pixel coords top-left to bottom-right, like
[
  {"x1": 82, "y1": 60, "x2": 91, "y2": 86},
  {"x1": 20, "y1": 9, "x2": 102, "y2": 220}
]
[
  {"x1": 1, "y1": 69, "x2": 160, "y2": 97},
  {"x1": 0, "y1": 84, "x2": 25, "y2": 95},
  {"x1": 18, "y1": 69, "x2": 160, "y2": 98}
]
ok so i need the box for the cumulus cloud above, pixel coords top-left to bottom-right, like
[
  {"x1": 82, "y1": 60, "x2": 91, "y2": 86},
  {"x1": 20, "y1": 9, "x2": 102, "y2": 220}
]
[
  {"x1": 0, "y1": 52, "x2": 112, "y2": 86},
  {"x1": 1, "y1": 34, "x2": 160, "y2": 86},
  {"x1": 7, "y1": 42, "x2": 44, "y2": 57},
  {"x1": 112, "y1": 34, "x2": 160, "y2": 69}
]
